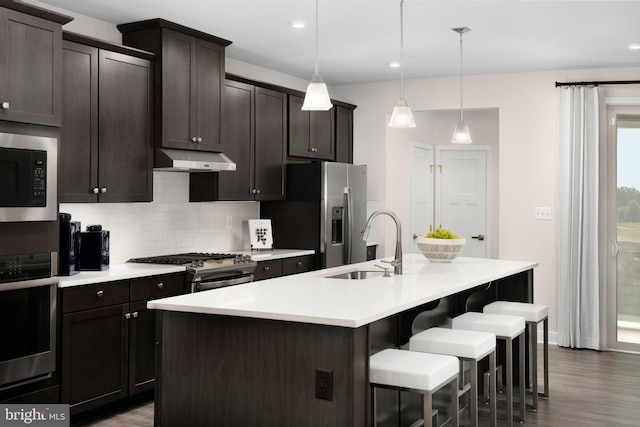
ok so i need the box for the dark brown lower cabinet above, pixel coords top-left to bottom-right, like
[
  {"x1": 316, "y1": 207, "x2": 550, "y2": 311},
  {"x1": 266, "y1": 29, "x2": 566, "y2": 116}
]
[
  {"x1": 253, "y1": 255, "x2": 315, "y2": 281},
  {"x1": 61, "y1": 273, "x2": 185, "y2": 416}
]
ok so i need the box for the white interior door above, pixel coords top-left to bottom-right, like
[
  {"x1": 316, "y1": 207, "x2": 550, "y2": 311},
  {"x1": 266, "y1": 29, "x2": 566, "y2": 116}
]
[
  {"x1": 435, "y1": 147, "x2": 489, "y2": 258},
  {"x1": 410, "y1": 144, "x2": 435, "y2": 253}
]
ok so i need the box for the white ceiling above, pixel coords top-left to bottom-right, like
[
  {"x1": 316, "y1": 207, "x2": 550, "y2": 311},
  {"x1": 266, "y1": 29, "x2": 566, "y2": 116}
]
[{"x1": 37, "y1": 0, "x2": 640, "y2": 86}]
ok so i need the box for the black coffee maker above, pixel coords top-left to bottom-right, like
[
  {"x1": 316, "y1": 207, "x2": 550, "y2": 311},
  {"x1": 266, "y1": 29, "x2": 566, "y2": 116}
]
[
  {"x1": 59, "y1": 213, "x2": 81, "y2": 276},
  {"x1": 80, "y1": 225, "x2": 110, "y2": 271}
]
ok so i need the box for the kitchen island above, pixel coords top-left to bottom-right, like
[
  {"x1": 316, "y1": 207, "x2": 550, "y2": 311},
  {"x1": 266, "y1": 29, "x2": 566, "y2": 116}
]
[{"x1": 148, "y1": 254, "x2": 537, "y2": 426}]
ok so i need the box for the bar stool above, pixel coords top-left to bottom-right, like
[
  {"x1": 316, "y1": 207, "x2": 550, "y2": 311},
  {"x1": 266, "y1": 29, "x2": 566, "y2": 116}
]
[
  {"x1": 483, "y1": 300, "x2": 549, "y2": 410},
  {"x1": 452, "y1": 312, "x2": 525, "y2": 427},
  {"x1": 370, "y1": 348, "x2": 460, "y2": 427},
  {"x1": 409, "y1": 327, "x2": 497, "y2": 427}
]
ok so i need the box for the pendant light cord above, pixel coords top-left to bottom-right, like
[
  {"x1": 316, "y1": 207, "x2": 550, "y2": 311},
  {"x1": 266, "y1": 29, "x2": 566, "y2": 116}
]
[
  {"x1": 458, "y1": 30, "x2": 464, "y2": 121},
  {"x1": 314, "y1": 0, "x2": 319, "y2": 76},
  {"x1": 399, "y1": 0, "x2": 405, "y2": 101}
]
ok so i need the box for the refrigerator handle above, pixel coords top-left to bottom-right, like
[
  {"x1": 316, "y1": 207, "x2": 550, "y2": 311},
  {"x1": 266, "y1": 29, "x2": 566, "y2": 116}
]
[{"x1": 344, "y1": 187, "x2": 353, "y2": 265}]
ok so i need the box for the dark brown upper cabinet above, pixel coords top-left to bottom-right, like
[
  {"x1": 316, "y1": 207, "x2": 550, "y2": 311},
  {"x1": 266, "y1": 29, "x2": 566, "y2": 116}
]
[
  {"x1": 60, "y1": 35, "x2": 154, "y2": 203},
  {"x1": 335, "y1": 104, "x2": 356, "y2": 164},
  {"x1": 288, "y1": 95, "x2": 335, "y2": 161},
  {"x1": 0, "y1": 3, "x2": 72, "y2": 126},
  {"x1": 118, "y1": 19, "x2": 231, "y2": 152},
  {"x1": 190, "y1": 79, "x2": 286, "y2": 202}
]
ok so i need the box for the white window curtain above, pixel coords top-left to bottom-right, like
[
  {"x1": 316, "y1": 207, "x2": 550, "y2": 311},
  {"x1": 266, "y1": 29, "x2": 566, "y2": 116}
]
[{"x1": 557, "y1": 86, "x2": 605, "y2": 350}]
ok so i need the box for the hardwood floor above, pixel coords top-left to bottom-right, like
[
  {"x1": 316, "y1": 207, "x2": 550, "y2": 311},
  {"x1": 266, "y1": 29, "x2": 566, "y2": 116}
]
[{"x1": 80, "y1": 345, "x2": 640, "y2": 426}]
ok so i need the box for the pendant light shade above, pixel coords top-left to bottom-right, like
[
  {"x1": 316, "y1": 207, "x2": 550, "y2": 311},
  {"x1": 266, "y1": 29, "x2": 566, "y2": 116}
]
[
  {"x1": 388, "y1": 0, "x2": 415, "y2": 128},
  {"x1": 302, "y1": 0, "x2": 332, "y2": 111},
  {"x1": 451, "y1": 27, "x2": 472, "y2": 144}
]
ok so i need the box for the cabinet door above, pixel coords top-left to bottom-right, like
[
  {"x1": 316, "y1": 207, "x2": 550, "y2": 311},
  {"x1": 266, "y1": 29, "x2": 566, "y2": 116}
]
[
  {"x1": 128, "y1": 300, "x2": 155, "y2": 395},
  {"x1": 288, "y1": 95, "x2": 334, "y2": 160},
  {"x1": 97, "y1": 50, "x2": 153, "y2": 202},
  {"x1": 335, "y1": 105, "x2": 354, "y2": 164},
  {"x1": 310, "y1": 109, "x2": 335, "y2": 161},
  {"x1": 288, "y1": 95, "x2": 311, "y2": 158},
  {"x1": 254, "y1": 87, "x2": 286, "y2": 201},
  {"x1": 194, "y1": 38, "x2": 224, "y2": 151},
  {"x1": 0, "y1": 9, "x2": 62, "y2": 126},
  {"x1": 61, "y1": 303, "x2": 129, "y2": 414},
  {"x1": 219, "y1": 80, "x2": 254, "y2": 200},
  {"x1": 282, "y1": 255, "x2": 315, "y2": 276},
  {"x1": 60, "y1": 40, "x2": 99, "y2": 203},
  {"x1": 253, "y1": 259, "x2": 283, "y2": 281},
  {"x1": 161, "y1": 29, "x2": 194, "y2": 150}
]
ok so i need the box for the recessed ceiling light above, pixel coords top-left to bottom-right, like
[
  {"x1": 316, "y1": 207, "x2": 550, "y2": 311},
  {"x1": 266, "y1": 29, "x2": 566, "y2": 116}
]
[
  {"x1": 387, "y1": 61, "x2": 400, "y2": 68},
  {"x1": 289, "y1": 21, "x2": 307, "y2": 29},
  {"x1": 627, "y1": 42, "x2": 640, "y2": 50}
]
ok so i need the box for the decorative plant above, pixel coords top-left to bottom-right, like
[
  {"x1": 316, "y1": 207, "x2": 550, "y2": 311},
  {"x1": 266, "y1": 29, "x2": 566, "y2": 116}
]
[{"x1": 425, "y1": 228, "x2": 461, "y2": 239}]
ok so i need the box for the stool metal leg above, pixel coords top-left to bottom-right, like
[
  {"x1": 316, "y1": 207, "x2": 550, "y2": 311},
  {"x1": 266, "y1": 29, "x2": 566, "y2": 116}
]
[
  {"x1": 451, "y1": 376, "x2": 460, "y2": 427},
  {"x1": 424, "y1": 391, "x2": 433, "y2": 427},
  {"x1": 505, "y1": 337, "x2": 513, "y2": 427},
  {"x1": 541, "y1": 317, "x2": 549, "y2": 398},
  {"x1": 489, "y1": 350, "x2": 497, "y2": 427},
  {"x1": 531, "y1": 321, "x2": 538, "y2": 410},
  {"x1": 470, "y1": 359, "x2": 478, "y2": 427},
  {"x1": 519, "y1": 331, "x2": 526, "y2": 423},
  {"x1": 371, "y1": 386, "x2": 377, "y2": 426}
]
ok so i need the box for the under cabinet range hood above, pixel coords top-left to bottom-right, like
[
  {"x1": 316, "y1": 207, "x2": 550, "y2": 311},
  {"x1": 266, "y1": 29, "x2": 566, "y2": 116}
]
[{"x1": 154, "y1": 148, "x2": 236, "y2": 172}]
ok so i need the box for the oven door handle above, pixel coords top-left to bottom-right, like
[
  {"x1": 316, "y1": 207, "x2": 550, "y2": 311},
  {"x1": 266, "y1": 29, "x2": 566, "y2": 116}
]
[
  {"x1": 194, "y1": 274, "x2": 254, "y2": 292},
  {"x1": 1, "y1": 276, "x2": 58, "y2": 291}
]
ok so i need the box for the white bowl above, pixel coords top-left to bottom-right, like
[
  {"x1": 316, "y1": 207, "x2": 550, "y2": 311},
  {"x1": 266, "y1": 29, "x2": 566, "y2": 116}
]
[{"x1": 416, "y1": 237, "x2": 466, "y2": 262}]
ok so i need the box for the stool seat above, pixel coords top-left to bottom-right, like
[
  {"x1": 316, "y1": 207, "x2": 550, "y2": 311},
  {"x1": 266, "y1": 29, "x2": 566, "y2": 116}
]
[
  {"x1": 452, "y1": 312, "x2": 524, "y2": 338},
  {"x1": 370, "y1": 348, "x2": 458, "y2": 391},
  {"x1": 410, "y1": 328, "x2": 497, "y2": 427},
  {"x1": 410, "y1": 327, "x2": 496, "y2": 359},
  {"x1": 483, "y1": 301, "x2": 548, "y2": 322},
  {"x1": 370, "y1": 349, "x2": 460, "y2": 427}
]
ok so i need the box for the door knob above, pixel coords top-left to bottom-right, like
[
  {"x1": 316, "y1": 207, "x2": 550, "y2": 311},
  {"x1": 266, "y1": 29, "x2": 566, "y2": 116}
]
[
  {"x1": 413, "y1": 234, "x2": 418, "y2": 240},
  {"x1": 471, "y1": 234, "x2": 485, "y2": 241}
]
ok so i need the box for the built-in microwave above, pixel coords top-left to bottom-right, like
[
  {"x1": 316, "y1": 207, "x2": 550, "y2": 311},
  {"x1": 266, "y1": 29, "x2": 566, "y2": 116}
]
[{"x1": 0, "y1": 132, "x2": 58, "y2": 222}]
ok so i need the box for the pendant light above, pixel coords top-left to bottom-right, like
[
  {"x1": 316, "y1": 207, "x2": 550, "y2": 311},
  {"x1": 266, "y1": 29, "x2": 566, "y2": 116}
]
[
  {"x1": 388, "y1": 0, "x2": 416, "y2": 128},
  {"x1": 302, "y1": 0, "x2": 332, "y2": 111},
  {"x1": 451, "y1": 27, "x2": 472, "y2": 144}
]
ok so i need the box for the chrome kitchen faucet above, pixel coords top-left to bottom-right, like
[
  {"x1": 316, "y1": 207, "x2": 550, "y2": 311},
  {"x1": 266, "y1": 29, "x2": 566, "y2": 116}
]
[{"x1": 362, "y1": 209, "x2": 402, "y2": 275}]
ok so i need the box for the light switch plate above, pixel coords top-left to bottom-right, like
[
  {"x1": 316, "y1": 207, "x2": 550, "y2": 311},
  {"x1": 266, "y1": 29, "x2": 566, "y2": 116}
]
[{"x1": 534, "y1": 207, "x2": 551, "y2": 220}]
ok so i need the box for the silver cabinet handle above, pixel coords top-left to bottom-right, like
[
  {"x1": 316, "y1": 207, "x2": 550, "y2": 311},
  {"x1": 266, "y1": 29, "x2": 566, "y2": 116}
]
[
  {"x1": 125, "y1": 313, "x2": 131, "y2": 319},
  {"x1": 264, "y1": 266, "x2": 270, "y2": 271},
  {"x1": 1, "y1": 102, "x2": 9, "y2": 109},
  {"x1": 157, "y1": 282, "x2": 164, "y2": 289},
  {"x1": 311, "y1": 147, "x2": 318, "y2": 152},
  {"x1": 132, "y1": 312, "x2": 138, "y2": 318},
  {"x1": 197, "y1": 137, "x2": 202, "y2": 143},
  {"x1": 92, "y1": 187, "x2": 100, "y2": 194},
  {"x1": 96, "y1": 290, "x2": 104, "y2": 297},
  {"x1": 100, "y1": 187, "x2": 107, "y2": 193},
  {"x1": 256, "y1": 189, "x2": 261, "y2": 194},
  {"x1": 191, "y1": 136, "x2": 197, "y2": 142},
  {"x1": 251, "y1": 189, "x2": 257, "y2": 194},
  {"x1": 296, "y1": 261, "x2": 302, "y2": 266}
]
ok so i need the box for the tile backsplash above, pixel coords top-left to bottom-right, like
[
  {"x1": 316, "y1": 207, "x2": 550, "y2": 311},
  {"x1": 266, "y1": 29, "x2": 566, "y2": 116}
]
[{"x1": 60, "y1": 171, "x2": 259, "y2": 264}]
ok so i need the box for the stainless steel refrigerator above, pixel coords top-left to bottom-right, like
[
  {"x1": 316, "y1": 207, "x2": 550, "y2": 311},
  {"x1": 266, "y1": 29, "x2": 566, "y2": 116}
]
[{"x1": 260, "y1": 162, "x2": 367, "y2": 269}]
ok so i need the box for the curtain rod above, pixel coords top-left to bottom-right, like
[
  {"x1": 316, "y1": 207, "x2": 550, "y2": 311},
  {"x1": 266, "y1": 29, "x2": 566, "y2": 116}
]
[{"x1": 555, "y1": 80, "x2": 640, "y2": 87}]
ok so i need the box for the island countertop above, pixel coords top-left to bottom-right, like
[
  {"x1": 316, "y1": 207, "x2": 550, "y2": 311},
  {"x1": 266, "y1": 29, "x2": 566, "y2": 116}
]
[{"x1": 148, "y1": 254, "x2": 537, "y2": 328}]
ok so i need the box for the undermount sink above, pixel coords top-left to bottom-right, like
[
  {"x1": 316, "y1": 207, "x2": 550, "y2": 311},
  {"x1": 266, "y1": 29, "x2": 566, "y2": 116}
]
[{"x1": 324, "y1": 270, "x2": 388, "y2": 280}]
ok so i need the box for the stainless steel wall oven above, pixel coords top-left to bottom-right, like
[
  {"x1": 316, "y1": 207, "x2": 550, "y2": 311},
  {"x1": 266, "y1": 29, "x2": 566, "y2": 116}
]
[{"x1": 0, "y1": 252, "x2": 58, "y2": 390}]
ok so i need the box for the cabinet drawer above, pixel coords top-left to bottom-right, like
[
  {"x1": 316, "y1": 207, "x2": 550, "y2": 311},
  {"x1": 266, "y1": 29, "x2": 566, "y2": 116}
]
[
  {"x1": 254, "y1": 259, "x2": 283, "y2": 281},
  {"x1": 130, "y1": 273, "x2": 186, "y2": 302},
  {"x1": 282, "y1": 255, "x2": 314, "y2": 276},
  {"x1": 62, "y1": 280, "x2": 129, "y2": 314}
]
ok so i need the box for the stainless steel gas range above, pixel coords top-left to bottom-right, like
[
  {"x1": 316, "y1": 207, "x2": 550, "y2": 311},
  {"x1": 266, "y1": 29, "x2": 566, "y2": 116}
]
[{"x1": 128, "y1": 252, "x2": 256, "y2": 292}]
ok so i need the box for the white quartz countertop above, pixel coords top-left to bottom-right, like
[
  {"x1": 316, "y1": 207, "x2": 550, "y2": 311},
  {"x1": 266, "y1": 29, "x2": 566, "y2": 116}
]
[
  {"x1": 147, "y1": 254, "x2": 538, "y2": 328},
  {"x1": 57, "y1": 249, "x2": 314, "y2": 288}
]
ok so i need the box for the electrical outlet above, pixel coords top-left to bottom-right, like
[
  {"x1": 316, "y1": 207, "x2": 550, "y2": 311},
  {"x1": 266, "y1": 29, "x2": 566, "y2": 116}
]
[
  {"x1": 534, "y1": 207, "x2": 552, "y2": 220},
  {"x1": 226, "y1": 215, "x2": 233, "y2": 229},
  {"x1": 315, "y1": 368, "x2": 333, "y2": 401}
]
